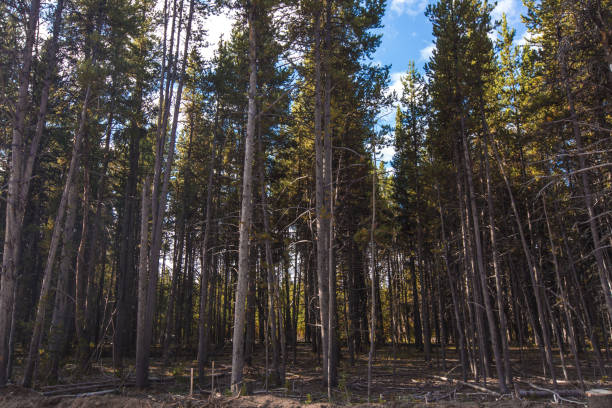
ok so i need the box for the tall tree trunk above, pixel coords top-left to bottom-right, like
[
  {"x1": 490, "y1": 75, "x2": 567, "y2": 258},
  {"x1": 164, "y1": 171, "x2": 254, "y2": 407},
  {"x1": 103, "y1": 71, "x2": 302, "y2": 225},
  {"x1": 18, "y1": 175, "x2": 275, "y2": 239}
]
[
  {"x1": 230, "y1": 0, "x2": 257, "y2": 393},
  {"x1": 135, "y1": 178, "x2": 151, "y2": 388},
  {"x1": 313, "y1": 3, "x2": 330, "y2": 387},
  {"x1": 197, "y1": 139, "x2": 218, "y2": 386},
  {"x1": 323, "y1": 0, "x2": 337, "y2": 389},
  {"x1": 367, "y1": 141, "x2": 376, "y2": 402}
]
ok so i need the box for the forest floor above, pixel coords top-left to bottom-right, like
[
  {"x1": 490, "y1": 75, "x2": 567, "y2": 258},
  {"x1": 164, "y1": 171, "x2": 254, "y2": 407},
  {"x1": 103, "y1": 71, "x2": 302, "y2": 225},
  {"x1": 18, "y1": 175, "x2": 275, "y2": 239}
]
[{"x1": 1, "y1": 344, "x2": 610, "y2": 407}]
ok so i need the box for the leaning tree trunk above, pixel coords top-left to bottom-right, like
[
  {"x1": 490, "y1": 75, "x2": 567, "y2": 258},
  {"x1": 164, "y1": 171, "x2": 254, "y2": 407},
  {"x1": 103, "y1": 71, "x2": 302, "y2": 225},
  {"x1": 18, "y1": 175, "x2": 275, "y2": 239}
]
[
  {"x1": 230, "y1": 0, "x2": 258, "y2": 394},
  {"x1": 22, "y1": 84, "x2": 93, "y2": 388}
]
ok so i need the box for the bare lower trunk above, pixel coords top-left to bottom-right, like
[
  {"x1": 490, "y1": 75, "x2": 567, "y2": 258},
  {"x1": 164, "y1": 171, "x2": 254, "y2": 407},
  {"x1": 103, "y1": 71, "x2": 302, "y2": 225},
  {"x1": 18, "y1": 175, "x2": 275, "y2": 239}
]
[
  {"x1": 135, "y1": 178, "x2": 151, "y2": 388},
  {"x1": 197, "y1": 147, "x2": 216, "y2": 385},
  {"x1": 313, "y1": 4, "x2": 331, "y2": 387},
  {"x1": 367, "y1": 142, "x2": 376, "y2": 402}
]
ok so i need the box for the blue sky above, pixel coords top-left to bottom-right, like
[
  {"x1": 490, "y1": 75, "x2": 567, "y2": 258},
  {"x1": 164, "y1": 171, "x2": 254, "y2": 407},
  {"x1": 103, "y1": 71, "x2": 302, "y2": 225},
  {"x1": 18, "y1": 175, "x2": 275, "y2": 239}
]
[
  {"x1": 375, "y1": 0, "x2": 530, "y2": 163},
  {"x1": 377, "y1": 0, "x2": 529, "y2": 97}
]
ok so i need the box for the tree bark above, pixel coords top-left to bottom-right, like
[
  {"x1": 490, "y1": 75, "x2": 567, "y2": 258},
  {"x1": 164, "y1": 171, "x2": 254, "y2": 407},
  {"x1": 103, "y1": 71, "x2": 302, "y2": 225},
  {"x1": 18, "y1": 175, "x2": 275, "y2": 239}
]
[
  {"x1": 230, "y1": 0, "x2": 257, "y2": 393},
  {"x1": 135, "y1": 178, "x2": 151, "y2": 388},
  {"x1": 312, "y1": 3, "x2": 331, "y2": 387}
]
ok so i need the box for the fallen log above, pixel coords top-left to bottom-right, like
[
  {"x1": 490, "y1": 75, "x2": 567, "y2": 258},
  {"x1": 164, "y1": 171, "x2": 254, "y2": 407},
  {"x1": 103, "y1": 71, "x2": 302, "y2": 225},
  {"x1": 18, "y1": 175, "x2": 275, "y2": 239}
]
[
  {"x1": 525, "y1": 382, "x2": 586, "y2": 405},
  {"x1": 518, "y1": 390, "x2": 584, "y2": 398},
  {"x1": 52, "y1": 389, "x2": 118, "y2": 398},
  {"x1": 42, "y1": 381, "x2": 133, "y2": 396},
  {"x1": 428, "y1": 375, "x2": 501, "y2": 397},
  {"x1": 40, "y1": 379, "x2": 119, "y2": 391}
]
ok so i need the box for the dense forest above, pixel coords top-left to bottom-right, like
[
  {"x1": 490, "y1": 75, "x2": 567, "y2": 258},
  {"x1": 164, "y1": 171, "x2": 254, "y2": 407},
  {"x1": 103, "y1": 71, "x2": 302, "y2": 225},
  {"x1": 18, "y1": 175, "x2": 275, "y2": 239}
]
[{"x1": 1, "y1": 0, "x2": 611, "y2": 404}]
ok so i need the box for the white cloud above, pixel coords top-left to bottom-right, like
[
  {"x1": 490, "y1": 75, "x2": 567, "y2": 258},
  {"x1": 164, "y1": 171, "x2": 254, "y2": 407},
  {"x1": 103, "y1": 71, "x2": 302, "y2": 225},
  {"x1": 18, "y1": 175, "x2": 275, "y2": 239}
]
[
  {"x1": 516, "y1": 31, "x2": 531, "y2": 47},
  {"x1": 516, "y1": 30, "x2": 541, "y2": 50},
  {"x1": 419, "y1": 43, "x2": 435, "y2": 61},
  {"x1": 390, "y1": 0, "x2": 428, "y2": 16},
  {"x1": 388, "y1": 72, "x2": 404, "y2": 99},
  {"x1": 379, "y1": 144, "x2": 396, "y2": 165},
  {"x1": 492, "y1": 0, "x2": 518, "y2": 20},
  {"x1": 200, "y1": 11, "x2": 236, "y2": 59}
]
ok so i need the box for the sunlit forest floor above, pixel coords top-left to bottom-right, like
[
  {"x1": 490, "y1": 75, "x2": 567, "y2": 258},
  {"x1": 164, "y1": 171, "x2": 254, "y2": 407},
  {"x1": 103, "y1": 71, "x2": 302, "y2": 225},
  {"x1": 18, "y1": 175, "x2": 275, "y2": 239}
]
[{"x1": 1, "y1": 344, "x2": 610, "y2": 407}]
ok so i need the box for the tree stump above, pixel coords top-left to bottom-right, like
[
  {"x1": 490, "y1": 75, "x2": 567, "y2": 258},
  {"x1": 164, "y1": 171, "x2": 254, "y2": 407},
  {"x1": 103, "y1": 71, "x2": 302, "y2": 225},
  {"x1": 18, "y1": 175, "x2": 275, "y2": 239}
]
[{"x1": 586, "y1": 389, "x2": 612, "y2": 408}]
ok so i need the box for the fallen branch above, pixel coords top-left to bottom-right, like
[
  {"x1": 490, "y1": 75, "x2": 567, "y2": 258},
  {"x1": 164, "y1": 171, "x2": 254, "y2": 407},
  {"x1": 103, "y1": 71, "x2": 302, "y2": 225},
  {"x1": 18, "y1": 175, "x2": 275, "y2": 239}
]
[
  {"x1": 526, "y1": 382, "x2": 586, "y2": 405},
  {"x1": 429, "y1": 375, "x2": 501, "y2": 397},
  {"x1": 51, "y1": 388, "x2": 118, "y2": 398},
  {"x1": 518, "y1": 390, "x2": 584, "y2": 398},
  {"x1": 42, "y1": 382, "x2": 132, "y2": 396},
  {"x1": 40, "y1": 379, "x2": 119, "y2": 391}
]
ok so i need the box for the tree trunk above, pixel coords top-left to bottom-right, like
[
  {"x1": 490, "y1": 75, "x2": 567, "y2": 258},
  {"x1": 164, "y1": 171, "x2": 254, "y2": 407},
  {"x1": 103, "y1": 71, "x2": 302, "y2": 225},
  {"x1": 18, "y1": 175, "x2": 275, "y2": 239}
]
[
  {"x1": 135, "y1": 178, "x2": 151, "y2": 388},
  {"x1": 313, "y1": 3, "x2": 331, "y2": 387},
  {"x1": 197, "y1": 141, "x2": 217, "y2": 386},
  {"x1": 230, "y1": 0, "x2": 257, "y2": 393},
  {"x1": 367, "y1": 141, "x2": 376, "y2": 402}
]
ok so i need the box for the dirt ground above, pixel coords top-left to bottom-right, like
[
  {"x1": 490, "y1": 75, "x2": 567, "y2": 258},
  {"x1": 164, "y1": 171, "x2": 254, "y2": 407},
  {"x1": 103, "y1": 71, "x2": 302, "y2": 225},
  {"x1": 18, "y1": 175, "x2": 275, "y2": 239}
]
[{"x1": 1, "y1": 344, "x2": 609, "y2": 407}]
